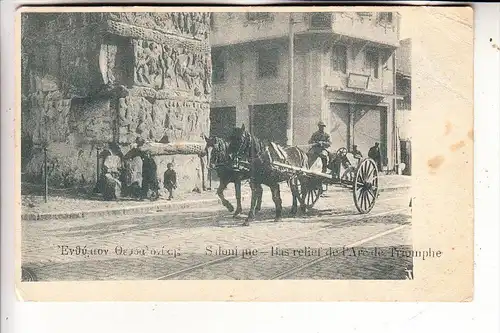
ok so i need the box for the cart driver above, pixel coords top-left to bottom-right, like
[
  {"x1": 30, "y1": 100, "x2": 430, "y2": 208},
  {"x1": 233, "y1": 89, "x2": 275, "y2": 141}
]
[{"x1": 308, "y1": 121, "x2": 331, "y2": 173}]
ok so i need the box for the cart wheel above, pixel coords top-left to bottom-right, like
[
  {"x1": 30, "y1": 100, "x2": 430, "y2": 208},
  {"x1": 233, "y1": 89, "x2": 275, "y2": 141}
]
[
  {"x1": 353, "y1": 158, "x2": 379, "y2": 214},
  {"x1": 302, "y1": 184, "x2": 322, "y2": 209},
  {"x1": 21, "y1": 266, "x2": 37, "y2": 282}
]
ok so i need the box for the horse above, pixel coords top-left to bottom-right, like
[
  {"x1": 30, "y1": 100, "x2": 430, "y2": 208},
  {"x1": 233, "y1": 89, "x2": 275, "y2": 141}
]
[
  {"x1": 227, "y1": 124, "x2": 310, "y2": 226},
  {"x1": 204, "y1": 135, "x2": 262, "y2": 217}
]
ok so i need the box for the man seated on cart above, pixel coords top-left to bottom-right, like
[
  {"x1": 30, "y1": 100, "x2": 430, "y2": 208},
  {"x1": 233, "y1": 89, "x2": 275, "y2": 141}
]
[{"x1": 308, "y1": 121, "x2": 331, "y2": 173}]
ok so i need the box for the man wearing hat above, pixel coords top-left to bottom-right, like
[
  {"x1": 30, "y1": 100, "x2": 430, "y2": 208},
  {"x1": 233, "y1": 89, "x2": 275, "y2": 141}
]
[
  {"x1": 351, "y1": 145, "x2": 363, "y2": 161},
  {"x1": 308, "y1": 120, "x2": 331, "y2": 173}
]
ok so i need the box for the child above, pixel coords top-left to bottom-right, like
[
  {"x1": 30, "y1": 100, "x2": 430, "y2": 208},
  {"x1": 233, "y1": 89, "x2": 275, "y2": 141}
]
[{"x1": 163, "y1": 163, "x2": 177, "y2": 200}]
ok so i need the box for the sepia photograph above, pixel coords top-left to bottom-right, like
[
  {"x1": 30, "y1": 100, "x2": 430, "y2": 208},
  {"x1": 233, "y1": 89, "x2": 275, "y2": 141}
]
[{"x1": 15, "y1": 6, "x2": 473, "y2": 301}]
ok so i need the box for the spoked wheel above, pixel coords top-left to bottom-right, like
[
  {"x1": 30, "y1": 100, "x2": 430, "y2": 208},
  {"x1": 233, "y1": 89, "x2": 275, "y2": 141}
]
[
  {"x1": 303, "y1": 185, "x2": 322, "y2": 209},
  {"x1": 21, "y1": 266, "x2": 37, "y2": 282},
  {"x1": 353, "y1": 158, "x2": 379, "y2": 214}
]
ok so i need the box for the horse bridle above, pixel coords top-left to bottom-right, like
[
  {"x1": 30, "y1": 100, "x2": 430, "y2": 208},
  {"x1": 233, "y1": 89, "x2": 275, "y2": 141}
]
[{"x1": 231, "y1": 131, "x2": 251, "y2": 161}]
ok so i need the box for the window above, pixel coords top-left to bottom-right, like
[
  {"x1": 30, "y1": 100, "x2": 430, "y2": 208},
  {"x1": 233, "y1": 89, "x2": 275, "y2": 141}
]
[
  {"x1": 357, "y1": 12, "x2": 374, "y2": 19},
  {"x1": 210, "y1": 13, "x2": 215, "y2": 31},
  {"x1": 382, "y1": 50, "x2": 393, "y2": 71},
  {"x1": 246, "y1": 12, "x2": 271, "y2": 21},
  {"x1": 211, "y1": 49, "x2": 226, "y2": 83},
  {"x1": 310, "y1": 13, "x2": 332, "y2": 29},
  {"x1": 258, "y1": 48, "x2": 279, "y2": 78},
  {"x1": 378, "y1": 12, "x2": 394, "y2": 24},
  {"x1": 365, "y1": 50, "x2": 379, "y2": 79},
  {"x1": 331, "y1": 45, "x2": 347, "y2": 74}
]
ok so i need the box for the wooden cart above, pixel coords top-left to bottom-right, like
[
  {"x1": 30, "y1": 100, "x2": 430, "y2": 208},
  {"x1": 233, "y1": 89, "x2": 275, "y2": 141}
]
[{"x1": 271, "y1": 147, "x2": 380, "y2": 214}]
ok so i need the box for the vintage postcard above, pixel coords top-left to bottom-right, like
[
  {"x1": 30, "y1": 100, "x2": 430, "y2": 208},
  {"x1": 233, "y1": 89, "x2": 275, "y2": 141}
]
[{"x1": 15, "y1": 6, "x2": 473, "y2": 301}]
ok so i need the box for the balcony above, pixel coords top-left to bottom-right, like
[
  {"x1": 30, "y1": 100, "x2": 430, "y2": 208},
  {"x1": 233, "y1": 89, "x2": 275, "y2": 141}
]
[
  {"x1": 210, "y1": 12, "x2": 400, "y2": 48},
  {"x1": 309, "y1": 13, "x2": 332, "y2": 30},
  {"x1": 305, "y1": 12, "x2": 400, "y2": 48}
]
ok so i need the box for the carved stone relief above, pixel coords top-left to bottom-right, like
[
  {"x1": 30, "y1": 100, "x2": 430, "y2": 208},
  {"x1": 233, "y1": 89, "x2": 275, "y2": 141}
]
[
  {"x1": 132, "y1": 39, "x2": 211, "y2": 96},
  {"x1": 133, "y1": 39, "x2": 164, "y2": 89},
  {"x1": 22, "y1": 12, "x2": 211, "y2": 190},
  {"x1": 118, "y1": 96, "x2": 210, "y2": 144},
  {"x1": 108, "y1": 12, "x2": 211, "y2": 40}
]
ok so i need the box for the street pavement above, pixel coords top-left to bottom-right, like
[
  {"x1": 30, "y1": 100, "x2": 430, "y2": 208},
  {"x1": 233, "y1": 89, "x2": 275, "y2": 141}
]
[{"x1": 22, "y1": 186, "x2": 413, "y2": 281}]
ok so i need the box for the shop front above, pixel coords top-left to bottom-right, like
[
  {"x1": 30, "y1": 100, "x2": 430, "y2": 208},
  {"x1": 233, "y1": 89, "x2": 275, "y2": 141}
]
[{"x1": 326, "y1": 86, "x2": 395, "y2": 170}]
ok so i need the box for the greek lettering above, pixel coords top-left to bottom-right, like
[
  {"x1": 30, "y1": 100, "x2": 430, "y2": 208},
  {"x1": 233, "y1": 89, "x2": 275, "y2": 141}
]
[
  {"x1": 59, "y1": 245, "x2": 69, "y2": 255},
  {"x1": 58, "y1": 245, "x2": 181, "y2": 258},
  {"x1": 59, "y1": 245, "x2": 109, "y2": 257}
]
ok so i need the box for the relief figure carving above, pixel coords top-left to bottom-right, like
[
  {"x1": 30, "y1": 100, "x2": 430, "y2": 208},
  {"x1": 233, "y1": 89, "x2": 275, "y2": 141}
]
[
  {"x1": 161, "y1": 46, "x2": 176, "y2": 88},
  {"x1": 134, "y1": 40, "x2": 163, "y2": 89},
  {"x1": 109, "y1": 12, "x2": 210, "y2": 40}
]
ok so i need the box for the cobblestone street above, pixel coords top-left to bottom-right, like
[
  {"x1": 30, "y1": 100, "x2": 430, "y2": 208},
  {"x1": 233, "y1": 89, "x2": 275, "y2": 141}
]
[{"x1": 22, "y1": 187, "x2": 412, "y2": 281}]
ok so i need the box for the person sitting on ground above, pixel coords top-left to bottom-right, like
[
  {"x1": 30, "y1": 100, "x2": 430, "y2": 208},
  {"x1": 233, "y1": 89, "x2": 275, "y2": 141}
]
[{"x1": 163, "y1": 163, "x2": 177, "y2": 200}]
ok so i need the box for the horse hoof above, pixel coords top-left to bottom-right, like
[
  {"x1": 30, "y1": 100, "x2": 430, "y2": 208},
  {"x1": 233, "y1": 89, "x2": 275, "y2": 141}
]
[
  {"x1": 226, "y1": 205, "x2": 234, "y2": 213},
  {"x1": 233, "y1": 209, "x2": 242, "y2": 217},
  {"x1": 242, "y1": 221, "x2": 250, "y2": 227},
  {"x1": 274, "y1": 217, "x2": 282, "y2": 222}
]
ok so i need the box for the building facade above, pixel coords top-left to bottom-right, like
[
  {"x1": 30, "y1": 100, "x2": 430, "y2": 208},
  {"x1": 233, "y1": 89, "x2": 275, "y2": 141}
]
[
  {"x1": 21, "y1": 12, "x2": 212, "y2": 191},
  {"x1": 396, "y1": 38, "x2": 411, "y2": 137},
  {"x1": 210, "y1": 11, "x2": 401, "y2": 170},
  {"x1": 395, "y1": 38, "x2": 412, "y2": 175}
]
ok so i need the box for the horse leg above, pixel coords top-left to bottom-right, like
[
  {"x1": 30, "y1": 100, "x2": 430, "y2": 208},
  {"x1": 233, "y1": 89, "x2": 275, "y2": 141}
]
[
  {"x1": 289, "y1": 179, "x2": 298, "y2": 217},
  {"x1": 217, "y1": 178, "x2": 234, "y2": 212},
  {"x1": 298, "y1": 178, "x2": 307, "y2": 214},
  {"x1": 270, "y1": 184, "x2": 283, "y2": 222},
  {"x1": 244, "y1": 182, "x2": 260, "y2": 225},
  {"x1": 255, "y1": 185, "x2": 263, "y2": 212},
  {"x1": 233, "y1": 179, "x2": 242, "y2": 217},
  {"x1": 290, "y1": 195, "x2": 298, "y2": 217}
]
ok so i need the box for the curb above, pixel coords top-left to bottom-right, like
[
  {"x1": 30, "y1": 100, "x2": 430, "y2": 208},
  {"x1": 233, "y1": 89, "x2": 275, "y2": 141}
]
[
  {"x1": 22, "y1": 194, "x2": 251, "y2": 221},
  {"x1": 22, "y1": 185, "x2": 410, "y2": 221},
  {"x1": 325, "y1": 185, "x2": 411, "y2": 193},
  {"x1": 379, "y1": 185, "x2": 411, "y2": 193}
]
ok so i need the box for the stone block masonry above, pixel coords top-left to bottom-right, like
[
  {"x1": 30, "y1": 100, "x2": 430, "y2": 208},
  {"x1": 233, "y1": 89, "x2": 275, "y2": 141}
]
[{"x1": 21, "y1": 12, "x2": 212, "y2": 193}]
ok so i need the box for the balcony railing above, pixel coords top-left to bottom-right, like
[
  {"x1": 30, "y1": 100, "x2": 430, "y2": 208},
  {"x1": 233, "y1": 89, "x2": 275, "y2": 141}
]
[
  {"x1": 307, "y1": 12, "x2": 400, "y2": 46},
  {"x1": 309, "y1": 13, "x2": 332, "y2": 30}
]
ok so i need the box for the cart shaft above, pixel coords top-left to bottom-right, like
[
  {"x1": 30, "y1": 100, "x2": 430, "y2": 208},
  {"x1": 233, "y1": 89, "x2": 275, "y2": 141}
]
[{"x1": 272, "y1": 162, "x2": 333, "y2": 180}]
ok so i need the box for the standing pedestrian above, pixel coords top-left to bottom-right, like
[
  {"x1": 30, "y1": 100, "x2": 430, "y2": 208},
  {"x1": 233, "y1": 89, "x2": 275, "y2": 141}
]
[
  {"x1": 141, "y1": 151, "x2": 159, "y2": 200},
  {"x1": 368, "y1": 142, "x2": 382, "y2": 171},
  {"x1": 163, "y1": 163, "x2": 177, "y2": 200}
]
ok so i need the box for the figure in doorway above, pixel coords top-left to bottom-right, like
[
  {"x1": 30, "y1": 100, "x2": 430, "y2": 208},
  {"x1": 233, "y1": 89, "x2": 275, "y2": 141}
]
[
  {"x1": 163, "y1": 163, "x2": 177, "y2": 200},
  {"x1": 308, "y1": 121, "x2": 332, "y2": 173},
  {"x1": 368, "y1": 142, "x2": 383, "y2": 171},
  {"x1": 141, "y1": 151, "x2": 159, "y2": 200}
]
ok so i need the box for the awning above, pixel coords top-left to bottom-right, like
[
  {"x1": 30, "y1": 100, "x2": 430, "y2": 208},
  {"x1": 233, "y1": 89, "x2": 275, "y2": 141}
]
[
  {"x1": 396, "y1": 70, "x2": 411, "y2": 79},
  {"x1": 325, "y1": 85, "x2": 404, "y2": 100}
]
